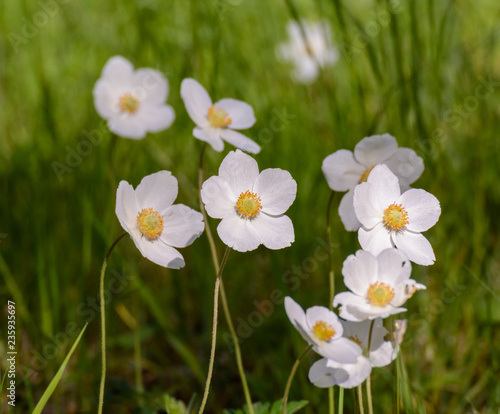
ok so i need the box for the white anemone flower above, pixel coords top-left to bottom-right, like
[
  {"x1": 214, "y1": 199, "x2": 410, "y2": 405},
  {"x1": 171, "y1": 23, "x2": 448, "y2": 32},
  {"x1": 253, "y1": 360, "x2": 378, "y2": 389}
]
[
  {"x1": 308, "y1": 356, "x2": 372, "y2": 389},
  {"x1": 322, "y1": 134, "x2": 424, "y2": 231},
  {"x1": 284, "y1": 297, "x2": 362, "y2": 364},
  {"x1": 116, "y1": 171, "x2": 204, "y2": 269},
  {"x1": 93, "y1": 56, "x2": 175, "y2": 139},
  {"x1": 353, "y1": 164, "x2": 441, "y2": 265},
  {"x1": 333, "y1": 248, "x2": 425, "y2": 322},
  {"x1": 277, "y1": 20, "x2": 338, "y2": 83},
  {"x1": 201, "y1": 150, "x2": 296, "y2": 252},
  {"x1": 180, "y1": 78, "x2": 260, "y2": 154}
]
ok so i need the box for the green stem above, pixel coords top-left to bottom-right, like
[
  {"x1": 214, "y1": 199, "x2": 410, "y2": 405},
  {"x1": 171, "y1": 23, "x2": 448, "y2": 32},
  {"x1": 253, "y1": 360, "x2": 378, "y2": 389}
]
[
  {"x1": 198, "y1": 247, "x2": 231, "y2": 413},
  {"x1": 283, "y1": 345, "x2": 312, "y2": 414},
  {"x1": 198, "y1": 145, "x2": 255, "y2": 414},
  {"x1": 326, "y1": 190, "x2": 336, "y2": 309},
  {"x1": 328, "y1": 387, "x2": 335, "y2": 414},
  {"x1": 357, "y1": 385, "x2": 365, "y2": 414},
  {"x1": 338, "y1": 387, "x2": 344, "y2": 414},
  {"x1": 98, "y1": 232, "x2": 128, "y2": 414}
]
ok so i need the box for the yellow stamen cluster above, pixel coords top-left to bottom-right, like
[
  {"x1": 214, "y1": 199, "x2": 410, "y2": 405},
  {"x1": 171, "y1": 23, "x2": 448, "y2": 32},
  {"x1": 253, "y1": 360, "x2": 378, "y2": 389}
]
[
  {"x1": 367, "y1": 282, "x2": 395, "y2": 307},
  {"x1": 207, "y1": 105, "x2": 231, "y2": 128},
  {"x1": 137, "y1": 207, "x2": 164, "y2": 240},
  {"x1": 383, "y1": 203, "x2": 409, "y2": 232},
  {"x1": 359, "y1": 165, "x2": 375, "y2": 184},
  {"x1": 119, "y1": 93, "x2": 140, "y2": 113},
  {"x1": 312, "y1": 321, "x2": 336, "y2": 342},
  {"x1": 236, "y1": 190, "x2": 262, "y2": 218}
]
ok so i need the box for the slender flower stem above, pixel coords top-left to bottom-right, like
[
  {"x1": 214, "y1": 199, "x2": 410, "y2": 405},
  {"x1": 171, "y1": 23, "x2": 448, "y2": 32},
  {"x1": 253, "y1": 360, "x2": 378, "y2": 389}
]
[
  {"x1": 98, "y1": 232, "x2": 128, "y2": 414},
  {"x1": 198, "y1": 247, "x2": 231, "y2": 414},
  {"x1": 328, "y1": 387, "x2": 335, "y2": 414},
  {"x1": 283, "y1": 345, "x2": 312, "y2": 414},
  {"x1": 357, "y1": 385, "x2": 365, "y2": 414},
  {"x1": 366, "y1": 320, "x2": 375, "y2": 414},
  {"x1": 338, "y1": 387, "x2": 344, "y2": 414},
  {"x1": 326, "y1": 190, "x2": 336, "y2": 309},
  {"x1": 198, "y1": 145, "x2": 255, "y2": 414}
]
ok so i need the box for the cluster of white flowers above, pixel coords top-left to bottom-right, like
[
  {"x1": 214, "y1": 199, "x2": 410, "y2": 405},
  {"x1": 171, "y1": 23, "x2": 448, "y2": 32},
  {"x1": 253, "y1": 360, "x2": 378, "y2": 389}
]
[{"x1": 286, "y1": 134, "x2": 440, "y2": 389}]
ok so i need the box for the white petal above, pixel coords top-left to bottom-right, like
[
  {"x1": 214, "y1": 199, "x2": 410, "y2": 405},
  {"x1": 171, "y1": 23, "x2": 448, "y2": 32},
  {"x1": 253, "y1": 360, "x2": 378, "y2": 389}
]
[
  {"x1": 392, "y1": 278, "x2": 426, "y2": 307},
  {"x1": 342, "y1": 250, "x2": 378, "y2": 296},
  {"x1": 219, "y1": 129, "x2": 261, "y2": 154},
  {"x1": 315, "y1": 337, "x2": 362, "y2": 364},
  {"x1": 399, "y1": 189, "x2": 441, "y2": 232},
  {"x1": 180, "y1": 78, "x2": 212, "y2": 126},
  {"x1": 358, "y1": 222, "x2": 394, "y2": 256},
  {"x1": 338, "y1": 190, "x2": 361, "y2": 231},
  {"x1": 284, "y1": 297, "x2": 310, "y2": 343},
  {"x1": 393, "y1": 231, "x2": 436, "y2": 265},
  {"x1": 161, "y1": 204, "x2": 204, "y2": 248},
  {"x1": 253, "y1": 168, "x2": 297, "y2": 215},
  {"x1": 354, "y1": 134, "x2": 398, "y2": 167},
  {"x1": 131, "y1": 68, "x2": 168, "y2": 105},
  {"x1": 135, "y1": 104, "x2": 175, "y2": 133},
  {"x1": 369, "y1": 341, "x2": 397, "y2": 367},
  {"x1": 353, "y1": 182, "x2": 382, "y2": 229},
  {"x1": 376, "y1": 248, "x2": 411, "y2": 286},
  {"x1": 116, "y1": 181, "x2": 140, "y2": 234},
  {"x1": 328, "y1": 355, "x2": 372, "y2": 389},
  {"x1": 193, "y1": 127, "x2": 224, "y2": 152},
  {"x1": 108, "y1": 114, "x2": 148, "y2": 139},
  {"x1": 218, "y1": 150, "x2": 260, "y2": 195},
  {"x1": 100, "y1": 56, "x2": 134, "y2": 86},
  {"x1": 305, "y1": 306, "x2": 343, "y2": 340},
  {"x1": 250, "y1": 213, "x2": 294, "y2": 250},
  {"x1": 214, "y1": 98, "x2": 256, "y2": 130},
  {"x1": 366, "y1": 164, "x2": 401, "y2": 209},
  {"x1": 135, "y1": 171, "x2": 178, "y2": 211},
  {"x1": 384, "y1": 147, "x2": 424, "y2": 187},
  {"x1": 93, "y1": 79, "x2": 121, "y2": 119},
  {"x1": 200, "y1": 175, "x2": 236, "y2": 219},
  {"x1": 322, "y1": 150, "x2": 364, "y2": 192},
  {"x1": 216, "y1": 214, "x2": 261, "y2": 252},
  {"x1": 334, "y1": 291, "x2": 406, "y2": 321},
  {"x1": 308, "y1": 359, "x2": 349, "y2": 388},
  {"x1": 134, "y1": 237, "x2": 185, "y2": 269}
]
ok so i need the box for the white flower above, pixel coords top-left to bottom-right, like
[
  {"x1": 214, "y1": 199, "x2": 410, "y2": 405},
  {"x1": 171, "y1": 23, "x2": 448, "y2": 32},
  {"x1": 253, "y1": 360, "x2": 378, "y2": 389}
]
[
  {"x1": 180, "y1": 78, "x2": 260, "y2": 154},
  {"x1": 201, "y1": 150, "x2": 296, "y2": 252},
  {"x1": 284, "y1": 297, "x2": 362, "y2": 364},
  {"x1": 322, "y1": 134, "x2": 424, "y2": 231},
  {"x1": 116, "y1": 171, "x2": 204, "y2": 269},
  {"x1": 333, "y1": 248, "x2": 425, "y2": 321},
  {"x1": 353, "y1": 164, "x2": 441, "y2": 265},
  {"x1": 277, "y1": 20, "x2": 338, "y2": 83},
  {"x1": 308, "y1": 356, "x2": 371, "y2": 389},
  {"x1": 93, "y1": 56, "x2": 175, "y2": 139}
]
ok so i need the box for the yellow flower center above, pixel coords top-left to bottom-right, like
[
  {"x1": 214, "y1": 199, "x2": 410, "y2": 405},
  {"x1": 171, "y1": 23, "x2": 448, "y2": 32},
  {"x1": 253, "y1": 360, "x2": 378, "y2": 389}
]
[
  {"x1": 359, "y1": 165, "x2": 375, "y2": 184},
  {"x1": 236, "y1": 190, "x2": 262, "y2": 218},
  {"x1": 208, "y1": 105, "x2": 231, "y2": 128},
  {"x1": 348, "y1": 335, "x2": 363, "y2": 347},
  {"x1": 383, "y1": 203, "x2": 409, "y2": 232},
  {"x1": 137, "y1": 208, "x2": 164, "y2": 240},
  {"x1": 312, "y1": 321, "x2": 336, "y2": 342},
  {"x1": 367, "y1": 282, "x2": 395, "y2": 307},
  {"x1": 119, "y1": 93, "x2": 140, "y2": 113}
]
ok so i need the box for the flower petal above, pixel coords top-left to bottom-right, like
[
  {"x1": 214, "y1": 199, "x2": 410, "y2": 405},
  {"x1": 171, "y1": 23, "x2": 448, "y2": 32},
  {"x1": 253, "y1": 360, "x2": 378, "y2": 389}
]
[
  {"x1": 393, "y1": 231, "x2": 436, "y2": 265},
  {"x1": 131, "y1": 68, "x2": 168, "y2": 105},
  {"x1": 284, "y1": 296, "x2": 310, "y2": 343},
  {"x1": 218, "y1": 150, "x2": 260, "y2": 195},
  {"x1": 136, "y1": 103, "x2": 175, "y2": 133},
  {"x1": 214, "y1": 98, "x2": 256, "y2": 129},
  {"x1": 253, "y1": 168, "x2": 297, "y2": 215},
  {"x1": 342, "y1": 250, "x2": 378, "y2": 296},
  {"x1": 384, "y1": 147, "x2": 424, "y2": 186},
  {"x1": 219, "y1": 129, "x2": 261, "y2": 154},
  {"x1": 135, "y1": 171, "x2": 178, "y2": 211},
  {"x1": 353, "y1": 182, "x2": 382, "y2": 229},
  {"x1": 366, "y1": 164, "x2": 401, "y2": 208},
  {"x1": 308, "y1": 358, "x2": 349, "y2": 388},
  {"x1": 108, "y1": 114, "x2": 148, "y2": 139},
  {"x1": 369, "y1": 340, "x2": 397, "y2": 367},
  {"x1": 180, "y1": 78, "x2": 212, "y2": 126},
  {"x1": 116, "y1": 180, "x2": 141, "y2": 234},
  {"x1": 334, "y1": 291, "x2": 406, "y2": 321},
  {"x1": 93, "y1": 79, "x2": 122, "y2": 119},
  {"x1": 201, "y1": 175, "x2": 236, "y2": 219},
  {"x1": 305, "y1": 306, "x2": 343, "y2": 340},
  {"x1": 376, "y1": 248, "x2": 411, "y2": 286},
  {"x1": 358, "y1": 222, "x2": 394, "y2": 256},
  {"x1": 354, "y1": 134, "x2": 398, "y2": 167},
  {"x1": 322, "y1": 150, "x2": 364, "y2": 192},
  {"x1": 315, "y1": 337, "x2": 362, "y2": 364},
  {"x1": 100, "y1": 56, "x2": 134, "y2": 86},
  {"x1": 134, "y1": 237, "x2": 185, "y2": 269},
  {"x1": 161, "y1": 204, "x2": 204, "y2": 248},
  {"x1": 338, "y1": 190, "x2": 361, "y2": 231},
  {"x1": 216, "y1": 214, "x2": 261, "y2": 252},
  {"x1": 327, "y1": 355, "x2": 372, "y2": 389},
  {"x1": 399, "y1": 189, "x2": 441, "y2": 232},
  {"x1": 250, "y1": 213, "x2": 294, "y2": 250},
  {"x1": 193, "y1": 127, "x2": 224, "y2": 152}
]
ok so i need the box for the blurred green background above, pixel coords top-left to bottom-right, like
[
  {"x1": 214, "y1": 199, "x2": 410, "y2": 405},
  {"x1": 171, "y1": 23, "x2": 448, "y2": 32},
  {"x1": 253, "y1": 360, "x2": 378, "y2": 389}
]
[{"x1": 1, "y1": 0, "x2": 500, "y2": 412}]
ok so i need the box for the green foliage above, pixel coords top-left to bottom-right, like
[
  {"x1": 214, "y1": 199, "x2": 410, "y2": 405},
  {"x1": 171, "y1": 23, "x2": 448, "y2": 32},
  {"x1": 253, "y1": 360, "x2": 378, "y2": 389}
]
[
  {"x1": 164, "y1": 393, "x2": 188, "y2": 414},
  {"x1": 223, "y1": 399, "x2": 308, "y2": 414}
]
